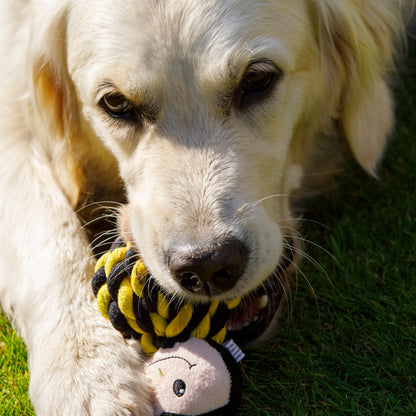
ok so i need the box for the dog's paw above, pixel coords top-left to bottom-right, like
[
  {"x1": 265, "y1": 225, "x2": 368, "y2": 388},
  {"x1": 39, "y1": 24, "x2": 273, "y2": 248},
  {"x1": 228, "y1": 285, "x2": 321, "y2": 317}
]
[{"x1": 28, "y1": 316, "x2": 154, "y2": 416}]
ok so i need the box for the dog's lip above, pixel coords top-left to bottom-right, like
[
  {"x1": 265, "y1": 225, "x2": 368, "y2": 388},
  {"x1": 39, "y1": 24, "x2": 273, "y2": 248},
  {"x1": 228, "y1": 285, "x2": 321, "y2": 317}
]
[
  {"x1": 225, "y1": 273, "x2": 285, "y2": 345},
  {"x1": 225, "y1": 241, "x2": 295, "y2": 346}
]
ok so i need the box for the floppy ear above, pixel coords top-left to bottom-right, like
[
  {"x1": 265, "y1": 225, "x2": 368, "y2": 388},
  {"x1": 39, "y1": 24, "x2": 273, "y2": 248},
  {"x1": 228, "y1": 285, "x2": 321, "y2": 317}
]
[
  {"x1": 30, "y1": 2, "x2": 86, "y2": 207},
  {"x1": 309, "y1": 1, "x2": 404, "y2": 175}
]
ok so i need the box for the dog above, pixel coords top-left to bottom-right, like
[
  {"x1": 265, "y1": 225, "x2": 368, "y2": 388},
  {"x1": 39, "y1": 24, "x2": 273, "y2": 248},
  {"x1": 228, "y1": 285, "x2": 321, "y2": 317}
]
[{"x1": 0, "y1": 0, "x2": 408, "y2": 415}]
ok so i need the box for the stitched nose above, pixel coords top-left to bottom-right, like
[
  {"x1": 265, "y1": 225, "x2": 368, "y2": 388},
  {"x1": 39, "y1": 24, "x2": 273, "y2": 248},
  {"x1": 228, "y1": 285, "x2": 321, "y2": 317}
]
[{"x1": 167, "y1": 239, "x2": 248, "y2": 296}]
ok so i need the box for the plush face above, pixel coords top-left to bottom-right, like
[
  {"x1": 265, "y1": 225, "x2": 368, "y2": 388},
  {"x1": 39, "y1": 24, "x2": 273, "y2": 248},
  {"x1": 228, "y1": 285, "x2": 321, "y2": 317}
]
[{"x1": 145, "y1": 338, "x2": 233, "y2": 415}]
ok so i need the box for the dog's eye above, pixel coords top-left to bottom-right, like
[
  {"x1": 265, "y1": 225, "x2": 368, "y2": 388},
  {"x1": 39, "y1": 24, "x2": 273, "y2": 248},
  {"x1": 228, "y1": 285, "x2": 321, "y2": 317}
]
[
  {"x1": 241, "y1": 71, "x2": 275, "y2": 97},
  {"x1": 238, "y1": 61, "x2": 282, "y2": 106},
  {"x1": 100, "y1": 94, "x2": 135, "y2": 119}
]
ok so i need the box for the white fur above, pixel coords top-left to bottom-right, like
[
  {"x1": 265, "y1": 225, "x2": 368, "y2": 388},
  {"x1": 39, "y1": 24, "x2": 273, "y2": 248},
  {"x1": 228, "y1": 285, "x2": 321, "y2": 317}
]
[{"x1": 0, "y1": 0, "x2": 405, "y2": 414}]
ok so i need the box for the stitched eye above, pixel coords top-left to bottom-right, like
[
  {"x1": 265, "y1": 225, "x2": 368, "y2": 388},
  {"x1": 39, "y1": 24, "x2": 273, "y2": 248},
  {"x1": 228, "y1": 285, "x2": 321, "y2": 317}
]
[
  {"x1": 100, "y1": 93, "x2": 135, "y2": 119},
  {"x1": 173, "y1": 379, "x2": 186, "y2": 397}
]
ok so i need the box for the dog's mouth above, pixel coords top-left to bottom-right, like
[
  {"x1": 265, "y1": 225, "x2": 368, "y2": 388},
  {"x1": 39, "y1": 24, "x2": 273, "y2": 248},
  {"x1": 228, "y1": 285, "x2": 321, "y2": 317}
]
[
  {"x1": 112, "y1": 207, "x2": 297, "y2": 345},
  {"x1": 97, "y1": 231, "x2": 298, "y2": 347},
  {"x1": 224, "y1": 241, "x2": 296, "y2": 346}
]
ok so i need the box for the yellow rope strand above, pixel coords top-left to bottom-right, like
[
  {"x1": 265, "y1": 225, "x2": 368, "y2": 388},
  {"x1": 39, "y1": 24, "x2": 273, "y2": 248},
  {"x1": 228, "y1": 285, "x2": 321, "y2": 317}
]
[
  {"x1": 165, "y1": 303, "x2": 193, "y2": 338},
  {"x1": 104, "y1": 246, "x2": 128, "y2": 277},
  {"x1": 157, "y1": 292, "x2": 170, "y2": 319},
  {"x1": 96, "y1": 284, "x2": 111, "y2": 319},
  {"x1": 141, "y1": 333, "x2": 158, "y2": 355},
  {"x1": 94, "y1": 250, "x2": 113, "y2": 273},
  {"x1": 134, "y1": 259, "x2": 148, "y2": 281},
  {"x1": 226, "y1": 297, "x2": 241, "y2": 310},
  {"x1": 131, "y1": 269, "x2": 144, "y2": 297},
  {"x1": 192, "y1": 312, "x2": 211, "y2": 339},
  {"x1": 118, "y1": 278, "x2": 136, "y2": 320},
  {"x1": 127, "y1": 317, "x2": 146, "y2": 335},
  {"x1": 131, "y1": 259, "x2": 148, "y2": 297},
  {"x1": 208, "y1": 299, "x2": 219, "y2": 317},
  {"x1": 150, "y1": 312, "x2": 167, "y2": 337},
  {"x1": 211, "y1": 326, "x2": 227, "y2": 344}
]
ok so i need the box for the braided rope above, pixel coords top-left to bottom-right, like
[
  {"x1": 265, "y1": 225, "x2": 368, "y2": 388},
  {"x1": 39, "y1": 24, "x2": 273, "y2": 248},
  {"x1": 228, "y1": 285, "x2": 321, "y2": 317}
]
[{"x1": 92, "y1": 243, "x2": 241, "y2": 355}]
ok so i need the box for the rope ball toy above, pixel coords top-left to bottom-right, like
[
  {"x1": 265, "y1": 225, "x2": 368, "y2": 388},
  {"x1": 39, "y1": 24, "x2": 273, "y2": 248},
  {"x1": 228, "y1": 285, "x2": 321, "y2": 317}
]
[{"x1": 92, "y1": 238, "x2": 245, "y2": 416}]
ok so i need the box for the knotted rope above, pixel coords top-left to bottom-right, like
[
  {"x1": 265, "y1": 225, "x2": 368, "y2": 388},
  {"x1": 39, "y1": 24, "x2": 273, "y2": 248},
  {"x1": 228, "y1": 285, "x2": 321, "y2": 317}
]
[{"x1": 92, "y1": 242, "x2": 241, "y2": 355}]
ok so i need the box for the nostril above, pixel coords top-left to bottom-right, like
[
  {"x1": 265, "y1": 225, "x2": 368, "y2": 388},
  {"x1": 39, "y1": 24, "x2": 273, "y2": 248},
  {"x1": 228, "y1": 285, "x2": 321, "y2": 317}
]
[
  {"x1": 167, "y1": 238, "x2": 248, "y2": 296},
  {"x1": 211, "y1": 269, "x2": 235, "y2": 291},
  {"x1": 180, "y1": 272, "x2": 205, "y2": 293}
]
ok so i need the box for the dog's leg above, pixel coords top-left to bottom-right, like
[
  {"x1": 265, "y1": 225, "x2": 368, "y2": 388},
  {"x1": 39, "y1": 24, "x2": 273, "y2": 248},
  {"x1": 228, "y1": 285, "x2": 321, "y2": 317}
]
[{"x1": 0, "y1": 151, "x2": 153, "y2": 415}]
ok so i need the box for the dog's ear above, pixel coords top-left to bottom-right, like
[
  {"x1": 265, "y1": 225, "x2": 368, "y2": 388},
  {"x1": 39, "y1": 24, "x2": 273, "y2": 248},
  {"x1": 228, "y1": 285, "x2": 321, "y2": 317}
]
[
  {"x1": 30, "y1": 2, "x2": 86, "y2": 207},
  {"x1": 309, "y1": 1, "x2": 404, "y2": 176}
]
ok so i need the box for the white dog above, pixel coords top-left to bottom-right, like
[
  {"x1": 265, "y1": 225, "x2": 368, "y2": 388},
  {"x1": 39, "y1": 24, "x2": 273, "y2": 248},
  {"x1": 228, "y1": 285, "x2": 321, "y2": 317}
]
[{"x1": 0, "y1": 1, "x2": 408, "y2": 415}]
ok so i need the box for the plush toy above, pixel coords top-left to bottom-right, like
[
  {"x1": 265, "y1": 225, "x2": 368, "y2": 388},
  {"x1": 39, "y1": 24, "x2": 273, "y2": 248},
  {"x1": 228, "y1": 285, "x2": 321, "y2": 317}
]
[
  {"x1": 146, "y1": 338, "x2": 243, "y2": 416},
  {"x1": 92, "y1": 240, "x2": 245, "y2": 416}
]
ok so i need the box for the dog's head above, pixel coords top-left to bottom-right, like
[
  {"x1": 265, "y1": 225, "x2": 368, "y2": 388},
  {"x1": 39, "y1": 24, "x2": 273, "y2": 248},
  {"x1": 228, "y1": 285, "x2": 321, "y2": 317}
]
[{"x1": 30, "y1": 0, "x2": 403, "y2": 341}]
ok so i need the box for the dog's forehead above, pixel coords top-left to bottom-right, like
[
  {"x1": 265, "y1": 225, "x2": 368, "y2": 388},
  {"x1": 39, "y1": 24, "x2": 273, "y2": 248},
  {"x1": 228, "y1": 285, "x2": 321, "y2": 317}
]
[{"x1": 67, "y1": 0, "x2": 311, "y2": 91}]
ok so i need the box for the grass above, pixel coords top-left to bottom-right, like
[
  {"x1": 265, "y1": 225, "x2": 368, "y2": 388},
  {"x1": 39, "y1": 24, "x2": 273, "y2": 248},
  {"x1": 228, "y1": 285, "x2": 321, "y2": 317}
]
[
  {"x1": 0, "y1": 315, "x2": 34, "y2": 415},
  {"x1": 1, "y1": 54, "x2": 415, "y2": 416},
  {"x1": 238, "y1": 53, "x2": 416, "y2": 415}
]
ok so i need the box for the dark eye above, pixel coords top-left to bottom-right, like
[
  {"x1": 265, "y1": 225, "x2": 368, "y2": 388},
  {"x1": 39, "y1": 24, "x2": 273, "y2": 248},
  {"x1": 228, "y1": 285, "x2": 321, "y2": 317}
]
[
  {"x1": 238, "y1": 61, "x2": 282, "y2": 106},
  {"x1": 173, "y1": 379, "x2": 186, "y2": 397},
  {"x1": 100, "y1": 93, "x2": 135, "y2": 119},
  {"x1": 241, "y1": 71, "x2": 275, "y2": 97}
]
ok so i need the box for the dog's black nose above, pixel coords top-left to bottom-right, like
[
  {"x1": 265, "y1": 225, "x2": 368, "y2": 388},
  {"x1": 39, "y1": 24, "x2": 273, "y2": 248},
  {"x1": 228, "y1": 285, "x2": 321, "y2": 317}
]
[{"x1": 167, "y1": 239, "x2": 248, "y2": 296}]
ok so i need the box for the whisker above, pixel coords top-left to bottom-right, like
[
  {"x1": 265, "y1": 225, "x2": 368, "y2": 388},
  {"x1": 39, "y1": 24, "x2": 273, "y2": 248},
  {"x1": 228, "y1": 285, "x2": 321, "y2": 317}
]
[
  {"x1": 280, "y1": 247, "x2": 322, "y2": 326},
  {"x1": 234, "y1": 193, "x2": 301, "y2": 222},
  {"x1": 74, "y1": 200, "x2": 127, "y2": 259},
  {"x1": 250, "y1": 193, "x2": 297, "y2": 206},
  {"x1": 76, "y1": 200, "x2": 124, "y2": 216},
  {"x1": 80, "y1": 213, "x2": 119, "y2": 232},
  {"x1": 280, "y1": 216, "x2": 332, "y2": 231},
  {"x1": 89, "y1": 231, "x2": 120, "y2": 254},
  {"x1": 284, "y1": 234, "x2": 339, "y2": 271}
]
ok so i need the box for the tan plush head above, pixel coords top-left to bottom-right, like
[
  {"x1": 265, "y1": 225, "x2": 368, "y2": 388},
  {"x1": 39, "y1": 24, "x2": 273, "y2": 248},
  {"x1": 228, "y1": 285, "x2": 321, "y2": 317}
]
[{"x1": 145, "y1": 338, "x2": 242, "y2": 416}]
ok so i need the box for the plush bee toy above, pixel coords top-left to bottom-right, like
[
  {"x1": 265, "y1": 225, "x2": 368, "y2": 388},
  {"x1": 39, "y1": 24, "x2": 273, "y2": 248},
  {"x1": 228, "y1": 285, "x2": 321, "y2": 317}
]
[{"x1": 92, "y1": 239, "x2": 244, "y2": 416}]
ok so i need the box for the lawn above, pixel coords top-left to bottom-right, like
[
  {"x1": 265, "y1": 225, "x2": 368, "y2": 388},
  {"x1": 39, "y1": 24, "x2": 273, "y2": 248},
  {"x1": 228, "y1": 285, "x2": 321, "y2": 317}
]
[
  {"x1": 1, "y1": 49, "x2": 415, "y2": 416},
  {"x1": 239, "y1": 53, "x2": 416, "y2": 414}
]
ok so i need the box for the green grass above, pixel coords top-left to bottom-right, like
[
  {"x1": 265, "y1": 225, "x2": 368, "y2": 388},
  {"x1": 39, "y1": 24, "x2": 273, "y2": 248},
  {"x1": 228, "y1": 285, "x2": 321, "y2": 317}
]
[
  {"x1": 1, "y1": 55, "x2": 415, "y2": 416},
  {"x1": 238, "y1": 55, "x2": 416, "y2": 415},
  {"x1": 0, "y1": 314, "x2": 34, "y2": 415}
]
